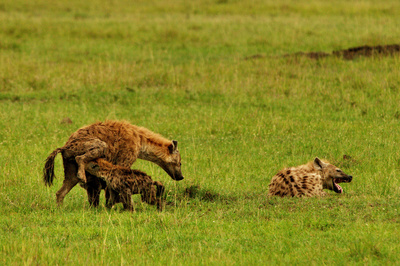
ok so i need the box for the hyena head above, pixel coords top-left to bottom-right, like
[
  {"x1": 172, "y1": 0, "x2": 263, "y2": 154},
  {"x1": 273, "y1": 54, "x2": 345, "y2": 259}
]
[
  {"x1": 85, "y1": 159, "x2": 102, "y2": 177},
  {"x1": 158, "y1": 140, "x2": 184, "y2": 181},
  {"x1": 313, "y1": 157, "x2": 353, "y2": 193}
]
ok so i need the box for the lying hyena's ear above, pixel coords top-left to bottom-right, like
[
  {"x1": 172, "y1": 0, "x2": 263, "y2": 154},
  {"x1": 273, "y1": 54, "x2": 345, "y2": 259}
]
[
  {"x1": 313, "y1": 157, "x2": 326, "y2": 171},
  {"x1": 168, "y1": 140, "x2": 178, "y2": 154}
]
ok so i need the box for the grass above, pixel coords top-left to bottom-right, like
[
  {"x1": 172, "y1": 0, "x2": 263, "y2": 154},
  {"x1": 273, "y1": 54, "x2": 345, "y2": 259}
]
[{"x1": 1, "y1": 0, "x2": 400, "y2": 264}]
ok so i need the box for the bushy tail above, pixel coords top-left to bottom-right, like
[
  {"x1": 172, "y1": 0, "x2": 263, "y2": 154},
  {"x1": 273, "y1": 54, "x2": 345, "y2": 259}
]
[{"x1": 43, "y1": 148, "x2": 63, "y2": 186}]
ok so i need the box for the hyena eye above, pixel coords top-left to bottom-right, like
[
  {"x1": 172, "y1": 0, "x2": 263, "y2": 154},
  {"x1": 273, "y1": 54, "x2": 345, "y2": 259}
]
[{"x1": 336, "y1": 169, "x2": 341, "y2": 173}]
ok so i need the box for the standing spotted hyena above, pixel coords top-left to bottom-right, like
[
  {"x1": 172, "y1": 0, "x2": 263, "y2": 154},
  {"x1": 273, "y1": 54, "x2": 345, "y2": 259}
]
[
  {"x1": 268, "y1": 157, "x2": 353, "y2": 197},
  {"x1": 43, "y1": 120, "x2": 183, "y2": 207}
]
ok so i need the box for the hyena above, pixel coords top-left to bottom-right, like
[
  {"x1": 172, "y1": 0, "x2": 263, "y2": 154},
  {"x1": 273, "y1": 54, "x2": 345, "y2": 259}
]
[
  {"x1": 43, "y1": 120, "x2": 183, "y2": 207},
  {"x1": 268, "y1": 157, "x2": 353, "y2": 197},
  {"x1": 85, "y1": 158, "x2": 165, "y2": 211}
]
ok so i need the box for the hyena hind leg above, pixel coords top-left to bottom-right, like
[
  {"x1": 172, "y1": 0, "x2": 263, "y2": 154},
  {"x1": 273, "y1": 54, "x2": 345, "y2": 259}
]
[
  {"x1": 75, "y1": 139, "x2": 108, "y2": 183},
  {"x1": 56, "y1": 159, "x2": 80, "y2": 206}
]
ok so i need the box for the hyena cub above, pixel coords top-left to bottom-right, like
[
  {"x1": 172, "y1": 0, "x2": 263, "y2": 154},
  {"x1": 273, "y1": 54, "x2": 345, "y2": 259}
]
[
  {"x1": 85, "y1": 158, "x2": 165, "y2": 211},
  {"x1": 268, "y1": 157, "x2": 353, "y2": 197}
]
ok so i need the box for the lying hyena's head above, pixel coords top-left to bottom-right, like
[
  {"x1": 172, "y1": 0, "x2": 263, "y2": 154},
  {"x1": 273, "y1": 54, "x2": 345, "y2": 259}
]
[
  {"x1": 313, "y1": 157, "x2": 353, "y2": 193},
  {"x1": 159, "y1": 140, "x2": 184, "y2": 181}
]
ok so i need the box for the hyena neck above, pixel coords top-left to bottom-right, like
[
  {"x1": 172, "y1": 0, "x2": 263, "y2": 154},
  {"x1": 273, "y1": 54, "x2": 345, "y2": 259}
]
[
  {"x1": 137, "y1": 134, "x2": 171, "y2": 164},
  {"x1": 319, "y1": 171, "x2": 329, "y2": 189}
]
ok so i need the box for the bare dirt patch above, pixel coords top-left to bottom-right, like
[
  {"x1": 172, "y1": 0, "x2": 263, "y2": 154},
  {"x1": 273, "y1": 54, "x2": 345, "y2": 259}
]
[
  {"x1": 245, "y1": 44, "x2": 400, "y2": 60},
  {"x1": 293, "y1": 44, "x2": 400, "y2": 60},
  {"x1": 334, "y1": 44, "x2": 400, "y2": 59}
]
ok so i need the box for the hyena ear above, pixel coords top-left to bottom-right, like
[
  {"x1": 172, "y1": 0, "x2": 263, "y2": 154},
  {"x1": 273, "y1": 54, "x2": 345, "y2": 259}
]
[
  {"x1": 313, "y1": 157, "x2": 326, "y2": 171},
  {"x1": 168, "y1": 140, "x2": 178, "y2": 154}
]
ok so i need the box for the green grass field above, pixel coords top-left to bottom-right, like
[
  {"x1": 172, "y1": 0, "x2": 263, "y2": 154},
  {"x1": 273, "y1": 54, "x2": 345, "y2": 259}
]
[{"x1": 1, "y1": 0, "x2": 400, "y2": 264}]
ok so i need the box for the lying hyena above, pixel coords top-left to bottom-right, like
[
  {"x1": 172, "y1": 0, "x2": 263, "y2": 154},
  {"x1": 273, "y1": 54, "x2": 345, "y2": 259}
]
[
  {"x1": 43, "y1": 120, "x2": 183, "y2": 207},
  {"x1": 268, "y1": 157, "x2": 353, "y2": 197},
  {"x1": 85, "y1": 158, "x2": 165, "y2": 211}
]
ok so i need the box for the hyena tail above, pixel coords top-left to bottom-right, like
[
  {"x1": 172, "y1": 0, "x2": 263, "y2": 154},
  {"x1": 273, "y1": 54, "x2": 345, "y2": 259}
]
[
  {"x1": 43, "y1": 148, "x2": 63, "y2": 187},
  {"x1": 153, "y1": 181, "x2": 165, "y2": 211}
]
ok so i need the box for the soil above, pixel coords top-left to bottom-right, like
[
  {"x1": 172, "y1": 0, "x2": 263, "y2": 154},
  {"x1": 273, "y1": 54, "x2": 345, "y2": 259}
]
[
  {"x1": 295, "y1": 44, "x2": 400, "y2": 60},
  {"x1": 246, "y1": 44, "x2": 400, "y2": 60},
  {"x1": 334, "y1": 44, "x2": 400, "y2": 59}
]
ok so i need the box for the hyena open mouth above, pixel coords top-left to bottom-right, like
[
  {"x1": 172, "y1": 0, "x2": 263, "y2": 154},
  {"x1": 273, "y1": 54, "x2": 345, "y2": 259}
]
[
  {"x1": 333, "y1": 176, "x2": 353, "y2": 193},
  {"x1": 333, "y1": 180, "x2": 343, "y2": 193}
]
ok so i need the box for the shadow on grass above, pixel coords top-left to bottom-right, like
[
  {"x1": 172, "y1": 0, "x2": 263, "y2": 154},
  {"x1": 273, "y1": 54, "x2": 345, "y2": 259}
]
[
  {"x1": 184, "y1": 185, "x2": 220, "y2": 202},
  {"x1": 166, "y1": 184, "x2": 239, "y2": 206}
]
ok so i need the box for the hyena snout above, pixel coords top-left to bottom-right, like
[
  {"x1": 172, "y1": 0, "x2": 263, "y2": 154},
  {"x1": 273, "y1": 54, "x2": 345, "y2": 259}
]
[
  {"x1": 161, "y1": 162, "x2": 184, "y2": 181},
  {"x1": 171, "y1": 167, "x2": 184, "y2": 181},
  {"x1": 335, "y1": 174, "x2": 353, "y2": 183},
  {"x1": 164, "y1": 140, "x2": 184, "y2": 181}
]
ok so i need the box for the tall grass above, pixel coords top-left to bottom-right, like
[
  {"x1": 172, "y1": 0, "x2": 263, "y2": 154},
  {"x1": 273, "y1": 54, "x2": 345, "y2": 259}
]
[{"x1": 1, "y1": 0, "x2": 400, "y2": 264}]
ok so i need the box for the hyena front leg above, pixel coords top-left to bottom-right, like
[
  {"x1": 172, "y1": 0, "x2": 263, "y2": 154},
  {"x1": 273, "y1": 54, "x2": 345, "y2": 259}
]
[
  {"x1": 83, "y1": 174, "x2": 103, "y2": 207},
  {"x1": 75, "y1": 139, "x2": 108, "y2": 183},
  {"x1": 105, "y1": 186, "x2": 119, "y2": 209},
  {"x1": 154, "y1": 181, "x2": 165, "y2": 211}
]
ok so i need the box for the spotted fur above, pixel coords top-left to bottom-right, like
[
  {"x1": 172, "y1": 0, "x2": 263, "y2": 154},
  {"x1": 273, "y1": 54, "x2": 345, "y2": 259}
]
[
  {"x1": 43, "y1": 120, "x2": 183, "y2": 207},
  {"x1": 85, "y1": 158, "x2": 165, "y2": 211},
  {"x1": 268, "y1": 157, "x2": 353, "y2": 197}
]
